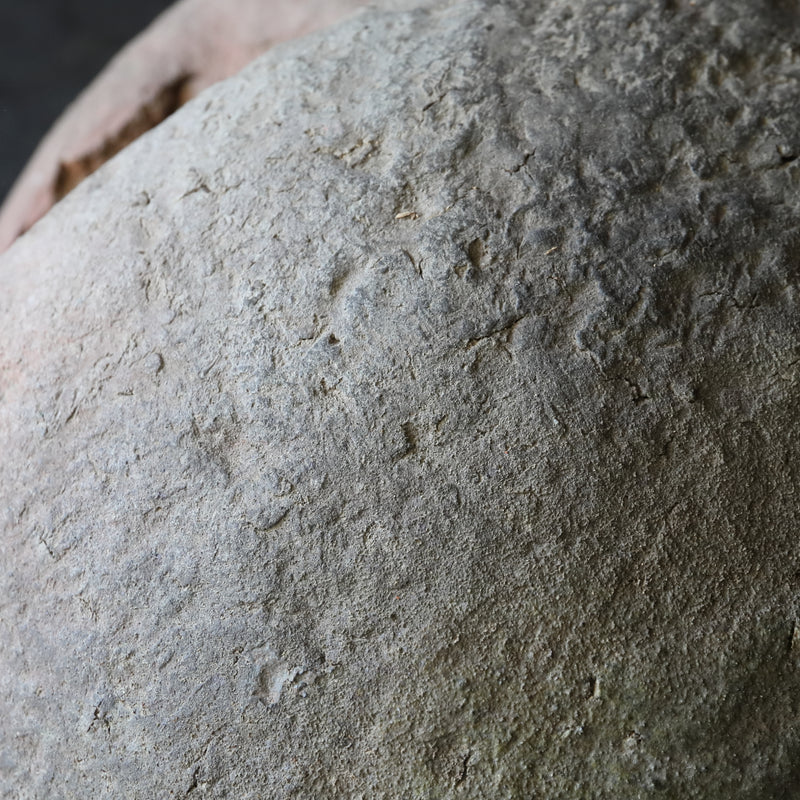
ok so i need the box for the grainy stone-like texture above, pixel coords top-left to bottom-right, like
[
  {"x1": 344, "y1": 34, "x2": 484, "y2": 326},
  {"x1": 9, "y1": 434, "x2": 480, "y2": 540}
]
[
  {"x1": 2, "y1": 0, "x2": 800, "y2": 797},
  {"x1": 0, "y1": 0, "x2": 374, "y2": 253}
]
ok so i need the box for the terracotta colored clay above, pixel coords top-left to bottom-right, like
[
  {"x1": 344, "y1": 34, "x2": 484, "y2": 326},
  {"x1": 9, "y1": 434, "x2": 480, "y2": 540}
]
[{"x1": 0, "y1": 0, "x2": 369, "y2": 253}]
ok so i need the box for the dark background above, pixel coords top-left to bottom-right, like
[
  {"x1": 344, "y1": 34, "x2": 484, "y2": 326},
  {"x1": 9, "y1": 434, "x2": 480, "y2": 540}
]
[{"x1": 0, "y1": 0, "x2": 173, "y2": 204}]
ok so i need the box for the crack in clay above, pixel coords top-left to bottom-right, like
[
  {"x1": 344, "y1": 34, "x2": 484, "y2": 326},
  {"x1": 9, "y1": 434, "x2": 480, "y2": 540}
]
[
  {"x1": 38, "y1": 532, "x2": 58, "y2": 561},
  {"x1": 465, "y1": 314, "x2": 527, "y2": 348},
  {"x1": 455, "y1": 750, "x2": 472, "y2": 786}
]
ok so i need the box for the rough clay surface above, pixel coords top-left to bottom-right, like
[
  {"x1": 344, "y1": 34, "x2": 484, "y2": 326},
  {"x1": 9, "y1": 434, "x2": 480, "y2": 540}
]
[{"x1": 2, "y1": 1, "x2": 800, "y2": 797}]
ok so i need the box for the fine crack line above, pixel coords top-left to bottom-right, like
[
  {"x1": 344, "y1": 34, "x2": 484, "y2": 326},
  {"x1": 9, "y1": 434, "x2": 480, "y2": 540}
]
[
  {"x1": 455, "y1": 750, "x2": 472, "y2": 787},
  {"x1": 465, "y1": 314, "x2": 527, "y2": 349},
  {"x1": 38, "y1": 532, "x2": 58, "y2": 561}
]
